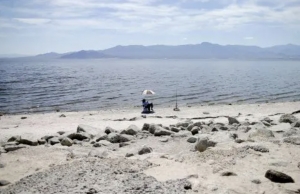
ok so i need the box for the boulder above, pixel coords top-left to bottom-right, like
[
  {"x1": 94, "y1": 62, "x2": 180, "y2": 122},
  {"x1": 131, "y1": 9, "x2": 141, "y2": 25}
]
[
  {"x1": 77, "y1": 124, "x2": 101, "y2": 137},
  {"x1": 18, "y1": 135, "x2": 38, "y2": 146},
  {"x1": 154, "y1": 127, "x2": 174, "y2": 136},
  {"x1": 0, "y1": 180, "x2": 11, "y2": 186},
  {"x1": 265, "y1": 170, "x2": 294, "y2": 183},
  {"x1": 248, "y1": 128, "x2": 275, "y2": 141},
  {"x1": 67, "y1": 132, "x2": 92, "y2": 141},
  {"x1": 176, "y1": 122, "x2": 190, "y2": 128},
  {"x1": 107, "y1": 133, "x2": 133, "y2": 143},
  {"x1": 120, "y1": 125, "x2": 139, "y2": 136},
  {"x1": 4, "y1": 145, "x2": 26, "y2": 152},
  {"x1": 195, "y1": 135, "x2": 217, "y2": 152},
  {"x1": 138, "y1": 146, "x2": 152, "y2": 155},
  {"x1": 48, "y1": 137, "x2": 60, "y2": 145},
  {"x1": 171, "y1": 127, "x2": 180, "y2": 133},
  {"x1": 228, "y1": 117, "x2": 239, "y2": 125},
  {"x1": 187, "y1": 136, "x2": 197, "y2": 143},
  {"x1": 7, "y1": 135, "x2": 21, "y2": 142},
  {"x1": 94, "y1": 133, "x2": 108, "y2": 142},
  {"x1": 104, "y1": 126, "x2": 116, "y2": 134},
  {"x1": 283, "y1": 136, "x2": 300, "y2": 145},
  {"x1": 291, "y1": 121, "x2": 300, "y2": 128},
  {"x1": 61, "y1": 137, "x2": 73, "y2": 146},
  {"x1": 283, "y1": 128, "x2": 300, "y2": 137},
  {"x1": 191, "y1": 126, "x2": 200, "y2": 135},
  {"x1": 279, "y1": 114, "x2": 298, "y2": 124},
  {"x1": 141, "y1": 123, "x2": 150, "y2": 131}
]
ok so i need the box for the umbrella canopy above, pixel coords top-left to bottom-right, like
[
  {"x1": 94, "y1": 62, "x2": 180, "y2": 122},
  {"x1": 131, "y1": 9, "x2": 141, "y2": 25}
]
[{"x1": 142, "y1": 90, "x2": 155, "y2": 95}]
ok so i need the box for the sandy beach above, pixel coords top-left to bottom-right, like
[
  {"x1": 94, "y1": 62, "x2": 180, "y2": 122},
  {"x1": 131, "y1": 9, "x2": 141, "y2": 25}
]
[{"x1": 0, "y1": 102, "x2": 300, "y2": 193}]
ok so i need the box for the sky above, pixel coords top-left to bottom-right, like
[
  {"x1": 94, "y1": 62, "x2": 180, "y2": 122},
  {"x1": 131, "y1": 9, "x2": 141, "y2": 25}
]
[{"x1": 0, "y1": 0, "x2": 299, "y2": 55}]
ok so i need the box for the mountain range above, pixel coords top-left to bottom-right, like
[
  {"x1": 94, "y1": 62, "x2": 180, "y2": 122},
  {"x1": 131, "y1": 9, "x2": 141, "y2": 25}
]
[{"x1": 6, "y1": 42, "x2": 300, "y2": 59}]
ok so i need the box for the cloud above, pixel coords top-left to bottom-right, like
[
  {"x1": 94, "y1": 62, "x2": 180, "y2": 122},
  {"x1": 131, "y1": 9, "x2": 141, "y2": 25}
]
[{"x1": 15, "y1": 18, "x2": 51, "y2": 25}]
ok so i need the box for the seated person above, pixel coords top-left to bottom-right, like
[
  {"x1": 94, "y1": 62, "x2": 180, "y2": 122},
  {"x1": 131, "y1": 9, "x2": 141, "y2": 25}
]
[{"x1": 142, "y1": 99, "x2": 154, "y2": 112}]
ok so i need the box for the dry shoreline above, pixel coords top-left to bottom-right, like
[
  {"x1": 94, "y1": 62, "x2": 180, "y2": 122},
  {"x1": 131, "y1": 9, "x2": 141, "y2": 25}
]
[{"x1": 0, "y1": 102, "x2": 300, "y2": 193}]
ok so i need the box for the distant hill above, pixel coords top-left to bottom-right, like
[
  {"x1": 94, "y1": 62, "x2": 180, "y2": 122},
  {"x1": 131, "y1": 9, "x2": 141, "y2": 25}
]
[{"x1": 4, "y1": 43, "x2": 300, "y2": 60}]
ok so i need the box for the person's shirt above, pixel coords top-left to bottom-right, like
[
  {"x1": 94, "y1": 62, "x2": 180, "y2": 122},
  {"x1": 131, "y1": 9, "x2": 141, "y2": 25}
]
[{"x1": 142, "y1": 101, "x2": 149, "y2": 107}]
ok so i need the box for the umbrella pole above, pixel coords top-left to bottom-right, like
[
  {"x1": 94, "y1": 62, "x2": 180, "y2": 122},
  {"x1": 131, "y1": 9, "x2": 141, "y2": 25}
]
[{"x1": 174, "y1": 87, "x2": 180, "y2": 111}]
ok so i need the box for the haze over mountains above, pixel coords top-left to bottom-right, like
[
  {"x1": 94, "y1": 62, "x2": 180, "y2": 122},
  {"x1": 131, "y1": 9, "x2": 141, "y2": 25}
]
[{"x1": 7, "y1": 42, "x2": 300, "y2": 59}]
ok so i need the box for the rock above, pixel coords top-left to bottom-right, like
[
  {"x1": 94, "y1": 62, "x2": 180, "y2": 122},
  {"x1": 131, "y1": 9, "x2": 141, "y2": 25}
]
[
  {"x1": 184, "y1": 182, "x2": 192, "y2": 190},
  {"x1": 283, "y1": 128, "x2": 300, "y2": 137},
  {"x1": 229, "y1": 133, "x2": 238, "y2": 139},
  {"x1": 265, "y1": 169, "x2": 294, "y2": 183},
  {"x1": 262, "y1": 121, "x2": 271, "y2": 127},
  {"x1": 94, "y1": 133, "x2": 108, "y2": 142},
  {"x1": 37, "y1": 139, "x2": 46, "y2": 145},
  {"x1": 262, "y1": 117, "x2": 272, "y2": 123},
  {"x1": 0, "y1": 147, "x2": 7, "y2": 154},
  {"x1": 48, "y1": 137, "x2": 60, "y2": 145},
  {"x1": 59, "y1": 114, "x2": 66, "y2": 117},
  {"x1": 7, "y1": 135, "x2": 21, "y2": 142},
  {"x1": 283, "y1": 136, "x2": 300, "y2": 145},
  {"x1": 187, "y1": 124, "x2": 194, "y2": 131},
  {"x1": 93, "y1": 142, "x2": 101, "y2": 147},
  {"x1": 41, "y1": 134, "x2": 57, "y2": 141},
  {"x1": 98, "y1": 140, "x2": 112, "y2": 146},
  {"x1": 77, "y1": 124, "x2": 101, "y2": 137},
  {"x1": 120, "y1": 124, "x2": 139, "y2": 136},
  {"x1": 138, "y1": 146, "x2": 152, "y2": 155},
  {"x1": 248, "y1": 128, "x2": 275, "y2": 140},
  {"x1": 235, "y1": 139, "x2": 245, "y2": 143},
  {"x1": 148, "y1": 124, "x2": 160, "y2": 134},
  {"x1": 61, "y1": 137, "x2": 73, "y2": 146},
  {"x1": 18, "y1": 135, "x2": 38, "y2": 146},
  {"x1": 291, "y1": 121, "x2": 300, "y2": 128},
  {"x1": 171, "y1": 127, "x2": 180, "y2": 133},
  {"x1": 4, "y1": 142, "x2": 19, "y2": 146},
  {"x1": 21, "y1": 117, "x2": 27, "y2": 119},
  {"x1": 107, "y1": 133, "x2": 133, "y2": 143},
  {"x1": 191, "y1": 126, "x2": 200, "y2": 135},
  {"x1": 119, "y1": 142, "x2": 130, "y2": 147},
  {"x1": 125, "y1": 153, "x2": 134, "y2": 157},
  {"x1": 221, "y1": 171, "x2": 237, "y2": 176},
  {"x1": 4, "y1": 145, "x2": 26, "y2": 152},
  {"x1": 195, "y1": 135, "x2": 217, "y2": 152},
  {"x1": 154, "y1": 127, "x2": 174, "y2": 136},
  {"x1": 279, "y1": 114, "x2": 298, "y2": 124},
  {"x1": 141, "y1": 123, "x2": 150, "y2": 131},
  {"x1": 67, "y1": 132, "x2": 92, "y2": 141},
  {"x1": 0, "y1": 180, "x2": 11, "y2": 186},
  {"x1": 249, "y1": 145, "x2": 269, "y2": 153},
  {"x1": 104, "y1": 126, "x2": 116, "y2": 134},
  {"x1": 251, "y1": 179, "x2": 261, "y2": 184},
  {"x1": 187, "y1": 136, "x2": 197, "y2": 143},
  {"x1": 176, "y1": 122, "x2": 190, "y2": 128},
  {"x1": 159, "y1": 138, "x2": 169, "y2": 142},
  {"x1": 228, "y1": 117, "x2": 239, "y2": 125},
  {"x1": 57, "y1": 131, "x2": 66, "y2": 135},
  {"x1": 220, "y1": 126, "x2": 228, "y2": 131}
]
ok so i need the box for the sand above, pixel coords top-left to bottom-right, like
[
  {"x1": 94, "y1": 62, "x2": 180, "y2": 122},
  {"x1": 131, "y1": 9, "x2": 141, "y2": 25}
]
[{"x1": 0, "y1": 102, "x2": 300, "y2": 193}]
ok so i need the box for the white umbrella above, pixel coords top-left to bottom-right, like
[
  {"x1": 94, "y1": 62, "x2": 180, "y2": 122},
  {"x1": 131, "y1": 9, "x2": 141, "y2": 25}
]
[{"x1": 142, "y1": 90, "x2": 155, "y2": 95}]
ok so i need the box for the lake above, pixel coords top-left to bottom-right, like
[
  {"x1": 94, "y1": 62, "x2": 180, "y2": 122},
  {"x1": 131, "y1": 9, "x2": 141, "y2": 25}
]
[{"x1": 0, "y1": 59, "x2": 300, "y2": 114}]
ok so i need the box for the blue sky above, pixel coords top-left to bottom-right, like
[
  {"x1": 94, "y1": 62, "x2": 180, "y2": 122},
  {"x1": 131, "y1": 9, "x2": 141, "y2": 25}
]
[{"x1": 0, "y1": 0, "x2": 299, "y2": 55}]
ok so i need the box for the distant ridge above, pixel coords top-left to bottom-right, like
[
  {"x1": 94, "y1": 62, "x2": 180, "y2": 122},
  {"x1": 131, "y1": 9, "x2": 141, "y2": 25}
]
[{"x1": 4, "y1": 43, "x2": 300, "y2": 59}]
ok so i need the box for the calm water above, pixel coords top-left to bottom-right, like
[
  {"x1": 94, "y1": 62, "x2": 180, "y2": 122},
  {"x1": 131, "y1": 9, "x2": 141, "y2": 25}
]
[{"x1": 0, "y1": 59, "x2": 300, "y2": 114}]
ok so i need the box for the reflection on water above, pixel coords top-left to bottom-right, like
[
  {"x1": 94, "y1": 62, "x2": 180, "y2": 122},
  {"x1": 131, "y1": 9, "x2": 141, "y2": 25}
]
[{"x1": 0, "y1": 59, "x2": 300, "y2": 114}]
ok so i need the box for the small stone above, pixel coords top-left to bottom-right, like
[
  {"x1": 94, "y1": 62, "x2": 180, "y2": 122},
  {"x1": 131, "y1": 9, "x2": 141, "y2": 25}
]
[
  {"x1": 119, "y1": 142, "x2": 130, "y2": 147},
  {"x1": 93, "y1": 142, "x2": 101, "y2": 147},
  {"x1": 265, "y1": 169, "x2": 294, "y2": 183},
  {"x1": 138, "y1": 146, "x2": 152, "y2": 155},
  {"x1": 159, "y1": 138, "x2": 169, "y2": 142},
  {"x1": 49, "y1": 137, "x2": 60, "y2": 145},
  {"x1": 125, "y1": 153, "x2": 134, "y2": 157},
  {"x1": 250, "y1": 145, "x2": 269, "y2": 153},
  {"x1": 191, "y1": 126, "x2": 200, "y2": 135},
  {"x1": 154, "y1": 128, "x2": 174, "y2": 136},
  {"x1": 235, "y1": 139, "x2": 245, "y2": 143},
  {"x1": 228, "y1": 117, "x2": 239, "y2": 125},
  {"x1": 38, "y1": 139, "x2": 46, "y2": 145},
  {"x1": 7, "y1": 135, "x2": 21, "y2": 142},
  {"x1": 0, "y1": 163, "x2": 5, "y2": 168},
  {"x1": 184, "y1": 182, "x2": 192, "y2": 190},
  {"x1": 120, "y1": 124, "x2": 139, "y2": 136},
  {"x1": 221, "y1": 171, "x2": 237, "y2": 176},
  {"x1": 203, "y1": 112, "x2": 209, "y2": 115},
  {"x1": 279, "y1": 114, "x2": 298, "y2": 124},
  {"x1": 187, "y1": 136, "x2": 197, "y2": 143},
  {"x1": 4, "y1": 145, "x2": 26, "y2": 152},
  {"x1": 291, "y1": 121, "x2": 300, "y2": 128},
  {"x1": 171, "y1": 127, "x2": 180, "y2": 133},
  {"x1": 251, "y1": 179, "x2": 261, "y2": 184},
  {"x1": 57, "y1": 131, "x2": 66, "y2": 135},
  {"x1": 21, "y1": 117, "x2": 27, "y2": 119},
  {"x1": 297, "y1": 162, "x2": 300, "y2": 169},
  {"x1": 59, "y1": 114, "x2": 66, "y2": 117},
  {"x1": 195, "y1": 135, "x2": 217, "y2": 152},
  {"x1": 104, "y1": 126, "x2": 116, "y2": 134},
  {"x1": 61, "y1": 137, "x2": 73, "y2": 146},
  {"x1": 0, "y1": 180, "x2": 11, "y2": 186},
  {"x1": 98, "y1": 140, "x2": 112, "y2": 146}
]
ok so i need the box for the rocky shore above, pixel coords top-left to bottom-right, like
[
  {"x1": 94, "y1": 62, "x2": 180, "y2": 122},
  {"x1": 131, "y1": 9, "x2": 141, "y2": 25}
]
[{"x1": 0, "y1": 102, "x2": 300, "y2": 193}]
